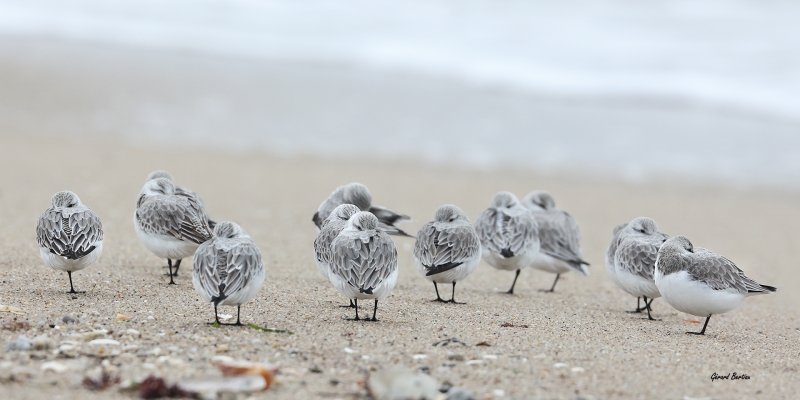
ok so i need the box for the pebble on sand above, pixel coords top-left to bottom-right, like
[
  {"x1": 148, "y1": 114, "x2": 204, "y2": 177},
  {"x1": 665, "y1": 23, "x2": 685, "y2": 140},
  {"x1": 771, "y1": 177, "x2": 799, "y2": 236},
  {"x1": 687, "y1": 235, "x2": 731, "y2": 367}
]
[{"x1": 5, "y1": 335, "x2": 32, "y2": 351}]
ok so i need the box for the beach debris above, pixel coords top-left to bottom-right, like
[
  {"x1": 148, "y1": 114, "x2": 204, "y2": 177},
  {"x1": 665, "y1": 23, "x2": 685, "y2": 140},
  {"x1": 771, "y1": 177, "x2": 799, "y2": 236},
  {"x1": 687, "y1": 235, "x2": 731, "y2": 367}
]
[
  {"x1": 32, "y1": 334, "x2": 55, "y2": 350},
  {"x1": 83, "y1": 330, "x2": 108, "y2": 341},
  {"x1": 310, "y1": 366, "x2": 323, "y2": 373},
  {"x1": 40, "y1": 361, "x2": 68, "y2": 373},
  {"x1": 213, "y1": 358, "x2": 279, "y2": 390},
  {"x1": 6, "y1": 335, "x2": 32, "y2": 351},
  {"x1": 492, "y1": 389, "x2": 506, "y2": 397},
  {"x1": 500, "y1": 322, "x2": 529, "y2": 328},
  {"x1": 0, "y1": 305, "x2": 25, "y2": 315},
  {"x1": 684, "y1": 319, "x2": 703, "y2": 324},
  {"x1": 126, "y1": 328, "x2": 141, "y2": 337},
  {"x1": 62, "y1": 314, "x2": 76, "y2": 324},
  {"x1": 433, "y1": 337, "x2": 467, "y2": 347},
  {"x1": 482, "y1": 355, "x2": 498, "y2": 360},
  {"x1": 368, "y1": 366, "x2": 440, "y2": 400},
  {"x1": 89, "y1": 339, "x2": 120, "y2": 346},
  {"x1": 83, "y1": 339, "x2": 121, "y2": 358},
  {"x1": 465, "y1": 360, "x2": 485, "y2": 366},
  {"x1": 116, "y1": 314, "x2": 132, "y2": 322},
  {"x1": 553, "y1": 363, "x2": 568, "y2": 369},
  {"x1": 446, "y1": 386, "x2": 476, "y2": 400},
  {"x1": 83, "y1": 367, "x2": 120, "y2": 391},
  {"x1": 139, "y1": 375, "x2": 196, "y2": 399},
  {"x1": 1, "y1": 321, "x2": 30, "y2": 332},
  {"x1": 571, "y1": 367, "x2": 585, "y2": 373},
  {"x1": 178, "y1": 376, "x2": 266, "y2": 396},
  {"x1": 329, "y1": 378, "x2": 340, "y2": 386},
  {"x1": 344, "y1": 347, "x2": 357, "y2": 354},
  {"x1": 413, "y1": 354, "x2": 428, "y2": 360},
  {"x1": 447, "y1": 354, "x2": 465, "y2": 361},
  {"x1": 247, "y1": 323, "x2": 294, "y2": 334},
  {"x1": 475, "y1": 341, "x2": 491, "y2": 347}
]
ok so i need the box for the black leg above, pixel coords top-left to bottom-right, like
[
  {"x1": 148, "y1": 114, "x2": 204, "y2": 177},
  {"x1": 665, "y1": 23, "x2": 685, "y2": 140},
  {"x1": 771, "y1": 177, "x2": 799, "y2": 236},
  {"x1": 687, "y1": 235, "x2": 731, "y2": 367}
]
[
  {"x1": 208, "y1": 304, "x2": 221, "y2": 325},
  {"x1": 66, "y1": 271, "x2": 84, "y2": 294},
  {"x1": 346, "y1": 299, "x2": 360, "y2": 321},
  {"x1": 431, "y1": 282, "x2": 446, "y2": 302},
  {"x1": 167, "y1": 259, "x2": 177, "y2": 285},
  {"x1": 539, "y1": 274, "x2": 560, "y2": 293},
  {"x1": 163, "y1": 258, "x2": 172, "y2": 274},
  {"x1": 172, "y1": 259, "x2": 182, "y2": 276},
  {"x1": 339, "y1": 299, "x2": 356, "y2": 308},
  {"x1": 234, "y1": 304, "x2": 243, "y2": 326},
  {"x1": 369, "y1": 300, "x2": 379, "y2": 321},
  {"x1": 687, "y1": 315, "x2": 711, "y2": 335},
  {"x1": 627, "y1": 297, "x2": 644, "y2": 313},
  {"x1": 506, "y1": 269, "x2": 521, "y2": 294},
  {"x1": 448, "y1": 282, "x2": 466, "y2": 304},
  {"x1": 642, "y1": 297, "x2": 659, "y2": 321}
]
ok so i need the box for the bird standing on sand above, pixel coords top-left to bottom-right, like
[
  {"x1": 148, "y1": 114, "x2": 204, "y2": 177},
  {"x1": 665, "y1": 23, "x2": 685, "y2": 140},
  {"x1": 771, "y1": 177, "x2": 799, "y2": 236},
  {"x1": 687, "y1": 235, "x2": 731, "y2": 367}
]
[
  {"x1": 313, "y1": 182, "x2": 411, "y2": 236},
  {"x1": 36, "y1": 191, "x2": 103, "y2": 294},
  {"x1": 134, "y1": 178, "x2": 213, "y2": 284},
  {"x1": 314, "y1": 204, "x2": 361, "y2": 307},
  {"x1": 414, "y1": 205, "x2": 481, "y2": 303},
  {"x1": 655, "y1": 236, "x2": 776, "y2": 335},
  {"x1": 522, "y1": 191, "x2": 589, "y2": 292},
  {"x1": 146, "y1": 170, "x2": 216, "y2": 276},
  {"x1": 613, "y1": 217, "x2": 669, "y2": 320},
  {"x1": 474, "y1": 192, "x2": 540, "y2": 294},
  {"x1": 330, "y1": 212, "x2": 398, "y2": 321},
  {"x1": 192, "y1": 221, "x2": 265, "y2": 326}
]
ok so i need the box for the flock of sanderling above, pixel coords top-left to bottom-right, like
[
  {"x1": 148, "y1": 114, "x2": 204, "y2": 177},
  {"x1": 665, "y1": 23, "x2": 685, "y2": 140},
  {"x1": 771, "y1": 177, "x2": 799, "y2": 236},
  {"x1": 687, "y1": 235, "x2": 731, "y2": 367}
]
[{"x1": 34, "y1": 174, "x2": 775, "y2": 335}]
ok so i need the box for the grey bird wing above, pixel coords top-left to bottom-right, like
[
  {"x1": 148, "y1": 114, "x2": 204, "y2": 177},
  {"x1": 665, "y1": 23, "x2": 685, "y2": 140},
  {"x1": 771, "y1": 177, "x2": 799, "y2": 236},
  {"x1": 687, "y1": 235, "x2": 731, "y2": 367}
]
[
  {"x1": 615, "y1": 236, "x2": 661, "y2": 280},
  {"x1": 415, "y1": 222, "x2": 480, "y2": 276},
  {"x1": 314, "y1": 221, "x2": 344, "y2": 264},
  {"x1": 37, "y1": 208, "x2": 103, "y2": 259},
  {"x1": 136, "y1": 196, "x2": 213, "y2": 244},
  {"x1": 194, "y1": 239, "x2": 263, "y2": 302},
  {"x1": 475, "y1": 209, "x2": 536, "y2": 257},
  {"x1": 537, "y1": 211, "x2": 587, "y2": 265},
  {"x1": 688, "y1": 248, "x2": 774, "y2": 294},
  {"x1": 331, "y1": 233, "x2": 397, "y2": 294}
]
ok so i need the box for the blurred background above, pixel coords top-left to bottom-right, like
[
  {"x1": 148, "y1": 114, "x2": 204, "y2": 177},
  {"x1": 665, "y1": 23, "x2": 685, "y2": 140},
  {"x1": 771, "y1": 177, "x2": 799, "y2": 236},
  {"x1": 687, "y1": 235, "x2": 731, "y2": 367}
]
[{"x1": 1, "y1": 0, "x2": 800, "y2": 189}]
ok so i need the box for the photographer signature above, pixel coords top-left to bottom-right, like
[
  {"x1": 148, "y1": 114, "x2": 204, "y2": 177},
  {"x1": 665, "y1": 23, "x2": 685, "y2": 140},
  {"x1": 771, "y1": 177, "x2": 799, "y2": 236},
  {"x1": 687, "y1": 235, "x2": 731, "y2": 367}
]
[{"x1": 711, "y1": 372, "x2": 750, "y2": 382}]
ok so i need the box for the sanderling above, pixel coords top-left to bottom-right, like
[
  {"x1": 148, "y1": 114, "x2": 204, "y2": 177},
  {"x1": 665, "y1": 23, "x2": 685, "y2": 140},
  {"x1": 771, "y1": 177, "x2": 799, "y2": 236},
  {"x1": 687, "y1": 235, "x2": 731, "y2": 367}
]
[
  {"x1": 330, "y1": 212, "x2": 398, "y2": 321},
  {"x1": 134, "y1": 178, "x2": 213, "y2": 284},
  {"x1": 606, "y1": 222, "x2": 647, "y2": 313},
  {"x1": 414, "y1": 204, "x2": 481, "y2": 303},
  {"x1": 313, "y1": 182, "x2": 411, "y2": 236},
  {"x1": 614, "y1": 217, "x2": 669, "y2": 320},
  {"x1": 655, "y1": 236, "x2": 776, "y2": 335},
  {"x1": 36, "y1": 191, "x2": 103, "y2": 294},
  {"x1": 313, "y1": 204, "x2": 361, "y2": 307},
  {"x1": 474, "y1": 192, "x2": 540, "y2": 294},
  {"x1": 192, "y1": 221, "x2": 265, "y2": 326},
  {"x1": 146, "y1": 170, "x2": 217, "y2": 274},
  {"x1": 522, "y1": 191, "x2": 589, "y2": 292}
]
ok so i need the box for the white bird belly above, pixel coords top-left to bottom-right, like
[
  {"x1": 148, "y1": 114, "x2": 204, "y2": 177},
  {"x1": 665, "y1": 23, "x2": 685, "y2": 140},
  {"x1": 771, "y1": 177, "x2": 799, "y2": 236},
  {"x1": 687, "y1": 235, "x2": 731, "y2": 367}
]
[
  {"x1": 330, "y1": 269, "x2": 398, "y2": 301},
  {"x1": 615, "y1": 268, "x2": 661, "y2": 299},
  {"x1": 135, "y1": 218, "x2": 199, "y2": 260},
  {"x1": 655, "y1": 270, "x2": 745, "y2": 317},
  {"x1": 415, "y1": 253, "x2": 481, "y2": 284},
  {"x1": 529, "y1": 252, "x2": 587, "y2": 275},
  {"x1": 481, "y1": 246, "x2": 535, "y2": 271},
  {"x1": 219, "y1": 267, "x2": 266, "y2": 306},
  {"x1": 39, "y1": 241, "x2": 103, "y2": 273}
]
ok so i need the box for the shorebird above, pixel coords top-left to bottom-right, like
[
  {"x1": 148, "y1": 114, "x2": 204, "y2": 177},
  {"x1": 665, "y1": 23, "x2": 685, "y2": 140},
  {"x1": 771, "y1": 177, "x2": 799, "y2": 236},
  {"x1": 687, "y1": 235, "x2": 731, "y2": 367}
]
[
  {"x1": 314, "y1": 203, "x2": 361, "y2": 307},
  {"x1": 522, "y1": 191, "x2": 589, "y2": 292},
  {"x1": 613, "y1": 217, "x2": 669, "y2": 320},
  {"x1": 146, "y1": 171, "x2": 216, "y2": 276},
  {"x1": 330, "y1": 212, "x2": 398, "y2": 321},
  {"x1": 313, "y1": 182, "x2": 411, "y2": 236},
  {"x1": 36, "y1": 191, "x2": 103, "y2": 294},
  {"x1": 655, "y1": 236, "x2": 776, "y2": 335},
  {"x1": 192, "y1": 221, "x2": 265, "y2": 326},
  {"x1": 414, "y1": 205, "x2": 481, "y2": 303},
  {"x1": 134, "y1": 178, "x2": 213, "y2": 284},
  {"x1": 474, "y1": 192, "x2": 540, "y2": 294}
]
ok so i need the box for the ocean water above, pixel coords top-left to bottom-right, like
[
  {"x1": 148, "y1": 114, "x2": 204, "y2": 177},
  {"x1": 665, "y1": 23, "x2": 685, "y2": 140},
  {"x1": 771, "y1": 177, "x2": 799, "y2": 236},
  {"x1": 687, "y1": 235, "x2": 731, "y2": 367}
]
[{"x1": 1, "y1": 0, "x2": 800, "y2": 188}]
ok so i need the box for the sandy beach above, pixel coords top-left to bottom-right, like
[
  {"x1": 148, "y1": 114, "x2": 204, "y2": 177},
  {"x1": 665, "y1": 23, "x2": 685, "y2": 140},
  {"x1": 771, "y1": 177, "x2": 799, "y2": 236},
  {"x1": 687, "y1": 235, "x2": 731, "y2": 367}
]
[{"x1": 0, "y1": 130, "x2": 798, "y2": 399}]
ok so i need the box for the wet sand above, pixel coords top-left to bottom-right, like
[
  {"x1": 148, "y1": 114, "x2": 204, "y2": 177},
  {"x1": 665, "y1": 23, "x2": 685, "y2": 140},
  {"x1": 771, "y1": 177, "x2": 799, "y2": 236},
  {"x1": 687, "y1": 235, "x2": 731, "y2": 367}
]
[{"x1": 0, "y1": 132, "x2": 798, "y2": 399}]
